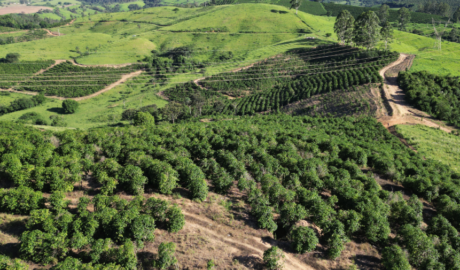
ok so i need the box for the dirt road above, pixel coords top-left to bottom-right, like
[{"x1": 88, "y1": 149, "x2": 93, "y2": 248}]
[
  {"x1": 72, "y1": 70, "x2": 142, "y2": 101},
  {"x1": 377, "y1": 54, "x2": 452, "y2": 133}
]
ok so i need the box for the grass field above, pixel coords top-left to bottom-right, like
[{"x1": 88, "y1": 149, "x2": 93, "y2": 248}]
[
  {"x1": 113, "y1": 0, "x2": 145, "y2": 11},
  {"x1": 0, "y1": 5, "x2": 317, "y2": 65},
  {"x1": 236, "y1": 0, "x2": 327, "y2": 15},
  {"x1": 389, "y1": 30, "x2": 460, "y2": 76},
  {"x1": 396, "y1": 124, "x2": 460, "y2": 173}
]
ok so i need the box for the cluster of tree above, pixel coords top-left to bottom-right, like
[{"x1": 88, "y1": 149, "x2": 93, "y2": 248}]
[
  {"x1": 445, "y1": 26, "x2": 460, "y2": 43},
  {"x1": 417, "y1": 0, "x2": 452, "y2": 17},
  {"x1": 398, "y1": 70, "x2": 460, "y2": 126},
  {"x1": 19, "y1": 61, "x2": 140, "y2": 98},
  {"x1": 323, "y1": 3, "x2": 446, "y2": 24},
  {"x1": 334, "y1": 7, "x2": 409, "y2": 49},
  {"x1": 0, "y1": 13, "x2": 70, "y2": 29},
  {"x1": 16, "y1": 195, "x2": 183, "y2": 266},
  {"x1": 17, "y1": 112, "x2": 49, "y2": 125},
  {"x1": 0, "y1": 30, "x2": 48, "y2": 45},
  {"x1": 3, "y1": 113, "x2": 460, "y2": 267},
  {"x1": 143, "y1": 48, "x2": 205, "y2": 83},
  {"x1": 0, "y1": 93, "x2": 47, "y2": 117}
]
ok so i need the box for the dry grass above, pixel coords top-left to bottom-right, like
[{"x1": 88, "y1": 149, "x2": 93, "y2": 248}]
[{"x1": 282, "y1": 84, "x2": 383, "y2": 119}]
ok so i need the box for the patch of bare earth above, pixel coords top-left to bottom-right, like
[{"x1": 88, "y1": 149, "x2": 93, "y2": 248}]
[
  {"x1": 377, "y1": 54, "x2": 453, "y2": 133},
  {"x1": 281, "y1": 84, "x2": 383, "y2": 118},
  {"x1": 0, "y1": 5, "x2": 52, "y2": 15}
]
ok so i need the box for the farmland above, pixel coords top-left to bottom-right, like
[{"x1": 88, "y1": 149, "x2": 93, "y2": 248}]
[{"x1": 1, "y1": 2, "x2": 460, "y2": 269}]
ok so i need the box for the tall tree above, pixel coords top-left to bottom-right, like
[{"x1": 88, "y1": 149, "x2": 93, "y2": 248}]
[
  {"x1": 289, "y1": 0, "x2": 302, "y2": 15},
  {"x1": 398, "y1": 7, "x2": 411, "y2": 31},
  {"x1": 334, "y1": 10, "x2": 355, "y2": 45},
  {"x1": 162, "y1": 102, "x2": 183, "y2": 124},
  {"x1": 450, "y1": 27, "x2": 459, "y2": 42},
  {"x1": 454, "y1": 7, "x2": 460, "y2": 23},
  {"x1": 378, "y1": 4, "x2": 390, "y2": 25},
  {"x1": 353, "y1": 11, "x2": 381, "y2": 50},
  {"x1": 380, "y1": 21, "x2": 394, "y2": 50}
]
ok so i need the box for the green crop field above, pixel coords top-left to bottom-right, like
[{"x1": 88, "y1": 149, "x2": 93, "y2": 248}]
[{"x1": 396, "y1": 124, "x2": 460, "y2": 173}]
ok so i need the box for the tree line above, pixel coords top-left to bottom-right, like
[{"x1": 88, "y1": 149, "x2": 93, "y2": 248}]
[
  {"x1": 333, "y1": 6, "x2": 412, "y2": 50},
  {"x1": 398, "y1": 70, "x2": 460, "y2": 127},
  {"x1": 0, "y1": 13, "x2": 70, "y2": 30}
]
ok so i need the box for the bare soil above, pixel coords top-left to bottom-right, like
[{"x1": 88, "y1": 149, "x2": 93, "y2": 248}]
[
  {"x1": 376, "y1": 54, "x2": 453, "y2": 133},
  {"x1": 0, "y1": 5, "x2": 52, "y2": 15}
]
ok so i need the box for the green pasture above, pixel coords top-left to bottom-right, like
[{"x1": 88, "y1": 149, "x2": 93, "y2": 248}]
[
  {"x1": 113, "y1": 1, "x2": 145, "y2": 11},
  {"x1": 162, "y1": 4, "x2": 308, "y2": 33},
  {"x1": 390, "y1": 30, "x2": 460, "y2": 76},
  {"x1": 38, "y1": 12, "x2": 62, "y2": 20},
  {"x1": 0, "y1": 92, "x2": 30, "y2": 107},
  {"x1": 396, "y1": 124, "x2": 460, "y2": 173}
]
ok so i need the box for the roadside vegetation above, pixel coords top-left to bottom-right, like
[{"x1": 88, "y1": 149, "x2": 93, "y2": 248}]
[{"x1": 396, "y1": 124, "x2": 460, "y2": 173}]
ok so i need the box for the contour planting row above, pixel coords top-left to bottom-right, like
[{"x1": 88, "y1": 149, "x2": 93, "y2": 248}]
[
  {"x1": 162, "y1": 47, "x2": 398, "y2": 116},
  {"x1": 2, "y1": 115, "x2": 460, "y2": 268},
  {"x1": 18, "y1": 61, "x2": 140, "y2": 98},
  {"x1": 0, "y1": 60, "x2": 54, "y2": 88}
]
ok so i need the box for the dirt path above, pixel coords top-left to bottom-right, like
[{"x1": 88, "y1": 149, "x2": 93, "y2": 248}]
[
  {"x1": 65, "y1": 19, "x2": 75, "y2": 27},
  {"x1": 193, "y1": 77, "x2": 206, "y2": 90},
  {"x1": 67, "y1": 58, "x2": 135, "y2": 68},
  {"x1": 377, "y1": 54, "x2": 452, "y2": 133},
  {"x1": 44, "y1": 29, "x2": 61, "y2": 37},
  {"x1": 182, "y1": 210, "x2": 315, "y2": 270},
  {"x1": 72, "y1": 70, "x2": 142, "y2": 101},
  {"x1": 33, "y1": 60, "x2": 67, "y2": 75}
]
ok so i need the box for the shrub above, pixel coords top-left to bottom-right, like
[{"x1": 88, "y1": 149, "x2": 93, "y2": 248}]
[
  {"x1": 133, "y1": 112, "x2": 155, "y2": 126},
  {"x1": 166, "y1": 204, "x2": 185, "y2": 233},
  {"x1": 288, "y1": 226, "x2": 318, "y2": 254},
  {"x1": 62, "y1": 99, "x2": 79, "y2": 114},
  {"x1": 381, "y1": 245, "x2": 411, "y2": 270},
  {"x1": 263, "y1": 246, "x2": 285, "y2": 270},
  {"x1": 153, "y1": 242, "x2": 177, "y2": 269}
]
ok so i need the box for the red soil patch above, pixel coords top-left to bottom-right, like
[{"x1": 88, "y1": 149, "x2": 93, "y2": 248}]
[{"x1": 0, "y1": 5, "x2": 52, "y2": 15}]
